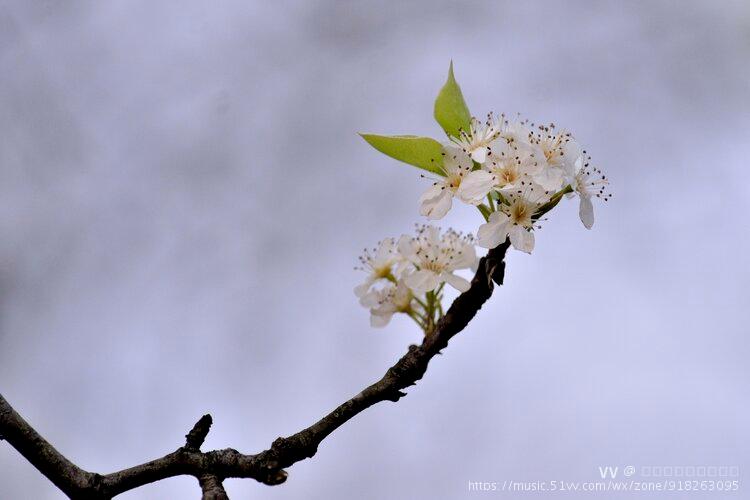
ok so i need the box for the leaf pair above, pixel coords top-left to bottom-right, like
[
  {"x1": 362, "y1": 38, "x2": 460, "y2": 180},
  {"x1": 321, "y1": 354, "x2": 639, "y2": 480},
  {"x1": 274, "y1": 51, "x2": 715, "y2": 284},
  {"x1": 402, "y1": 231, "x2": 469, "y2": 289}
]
[{"x1": 360, "y1": 62, "x2": 471, "y2": 176}]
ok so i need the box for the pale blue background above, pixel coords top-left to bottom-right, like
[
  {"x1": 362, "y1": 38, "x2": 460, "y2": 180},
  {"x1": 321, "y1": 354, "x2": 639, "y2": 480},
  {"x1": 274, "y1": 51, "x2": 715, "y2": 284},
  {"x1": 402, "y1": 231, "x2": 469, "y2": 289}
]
[{"x1": 1, "y1": 1, "x2": 748, "y2": 498}]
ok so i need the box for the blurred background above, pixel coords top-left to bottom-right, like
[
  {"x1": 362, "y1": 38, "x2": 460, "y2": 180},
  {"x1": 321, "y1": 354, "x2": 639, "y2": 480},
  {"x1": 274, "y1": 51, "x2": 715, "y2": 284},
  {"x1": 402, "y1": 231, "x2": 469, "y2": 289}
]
[{"x1": 1, "y1": 1, "x2": 749, "y2": 498}]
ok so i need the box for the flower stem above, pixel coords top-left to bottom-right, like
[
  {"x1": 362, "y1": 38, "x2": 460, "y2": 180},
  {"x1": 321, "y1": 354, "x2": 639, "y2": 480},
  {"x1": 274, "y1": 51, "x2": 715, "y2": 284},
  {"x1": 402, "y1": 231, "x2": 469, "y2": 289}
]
[
  {"x1": 477, "y1": 204, "x2": 491, "y2": 222},
  {"x1": 413, "y1": 296, "x2": 429, "y2": 310},
  {"x1": 407, "y1": 311, "x2": 427, "y2": 330},
  {"x1": 533, "y1": 184, "x2": 572, "y2": 220}
]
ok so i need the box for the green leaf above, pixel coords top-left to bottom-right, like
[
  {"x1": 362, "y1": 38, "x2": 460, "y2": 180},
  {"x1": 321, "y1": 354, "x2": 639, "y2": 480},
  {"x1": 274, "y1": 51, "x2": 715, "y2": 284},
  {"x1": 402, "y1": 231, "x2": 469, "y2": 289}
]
[
  {"x1": 434, "y1": 61, "x2": 471, "y2": 139},
  {"x1": 359, "y1": 134, "x2": 444, "y2": 175}
]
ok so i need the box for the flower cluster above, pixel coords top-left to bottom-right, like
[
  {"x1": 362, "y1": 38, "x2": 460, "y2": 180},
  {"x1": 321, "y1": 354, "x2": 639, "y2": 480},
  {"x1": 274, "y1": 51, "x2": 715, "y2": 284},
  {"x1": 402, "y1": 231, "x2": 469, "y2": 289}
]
[
  {"x1": 357, "y1": 63, "x2": 611, "y2": 331},
  {"x1": 355, "y1": 225, "x2": 477, "y2": 329},
  {"x1": 424, "y1": 114, "x2": 611, "y2": 253}
]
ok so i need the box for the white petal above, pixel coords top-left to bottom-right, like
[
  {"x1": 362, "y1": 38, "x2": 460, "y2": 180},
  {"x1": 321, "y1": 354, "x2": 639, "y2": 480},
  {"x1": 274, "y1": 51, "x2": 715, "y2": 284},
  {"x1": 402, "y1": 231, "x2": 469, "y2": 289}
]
[
  {"x1": 477, "y1": 212, "x2": 510, "y2": 249},
  {"x1": 393, "y1": 280, "x2": 413, "y2": 304},
  {"x1": 443, "y1": 146, "x2": 473, "y2": 172},
  {"x1": 456, "y1": 170, "x2": 495, "y2": 205},
  {"x1": 562, "y1": 139, "x2": 583, "y2": 172},
  {"x1": 419, "y1": 183, "x2": 444, "y2": 203},
  {"x1": 419, "y1": 186, "x2": 453, "y2": 220},
  {"x1": 452, "y1": 243, "x2": 477, "y2": 269},
  {"x1": 470, "y1": 146, "x2": 487, "y2": 164},
  {"x1": 564, "y1": 153, "x2": 584, "y2": 181},
  {"x1": 404, "y1": 269, "x2": 440, "y2": 293},
  {"x1": 469, "y1": 254, "x2": 479, "y2": 273},
  {"x1": 354, "y1": 280, "x2": 373, "y2": 298},
  {"x1": 579, "y1": 195, "x2": 595, "y2": 229},
  {"x1": 533, "y1": 166, "x2": 564, "y2": 191},
  {"x1": 509, "y1": 225, "x2": 535, "y2": 254},
  {"x1": 397, "y1": 235, "x2": 418, "y2": 263},
  {"x1": 359, "y1": 290, "x2": 380, "y2": 308},
  {"x1": 425, "y1": 225, "x2": 442, "y2": 245},
  {"x1": 374, "y1": 238, "x2": 395, "y2": 260},
  {"x1": 442, "y1": 272, "x2": 471, "y2": 292},
  {"x1": 488, "y1": 210, "x2": 508, "y2": 223},
  {"x1": 370, "y1": 311, "x2": 393, "y2": 328},
  {"x1": 394, "y1": 259, "x2": 411, "y2": 277},
  {"x1": 488, "y1": 138, "x2": 512, "y2": 156},
  {"x1": 519, "y1": 150, "x2": 544, "y2": 177}
]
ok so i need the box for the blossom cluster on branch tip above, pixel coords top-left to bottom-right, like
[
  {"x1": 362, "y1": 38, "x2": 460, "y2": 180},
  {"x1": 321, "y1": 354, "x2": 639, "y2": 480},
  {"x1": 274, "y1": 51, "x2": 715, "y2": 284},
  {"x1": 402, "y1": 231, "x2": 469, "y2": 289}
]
[
  {"x1": 357, "y1": 62, "x2": 611, "y2": 329},
  {"x1": 355, "y1": 225, "x2": 477, "y2": 330},
  {"x1": 423, "y1": 114, "x2": 611, "y2": 253}
]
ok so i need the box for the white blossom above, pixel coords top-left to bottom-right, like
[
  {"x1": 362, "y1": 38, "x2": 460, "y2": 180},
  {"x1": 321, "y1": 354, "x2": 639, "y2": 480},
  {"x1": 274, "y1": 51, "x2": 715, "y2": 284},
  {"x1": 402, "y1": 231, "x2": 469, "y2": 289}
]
[
  {"x1": 449, "y1": 113, "x2": 504, "y2": 163},
  {"x1": 398, "y1": 225, "x2": 477, "y2": 293},
  {"x1": 477, "y1": 181, "x2": 550, "y2": 253},
  {"x1": 354, "y1": 238, "x2": 401, "y2": 298},
  {"x1": 360, "y1": 280, "x2": 414, "y2": 328},
  {"x1": 529, "y1": 124, "x2": 581, "y2": 192},
  {"x1": 483, "y1": 136, "x2": 543, "y2": 193},
  {"x1": 496, "y1": 117, "x2": 534, "y2": 145},
  {"x1": 564, "y1": 152, "x2": 611, "y2": 229},
  {"x1": 419, "y1": 146, "x2": 496, "y2": 220}
]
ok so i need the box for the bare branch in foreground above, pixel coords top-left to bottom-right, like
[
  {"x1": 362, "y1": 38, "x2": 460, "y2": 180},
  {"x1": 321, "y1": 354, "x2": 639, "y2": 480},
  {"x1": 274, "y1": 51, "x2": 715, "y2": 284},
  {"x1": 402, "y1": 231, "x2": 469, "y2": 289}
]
[
  {"x1": 198, "y1": 474, "x2": 229, "y2": 500},
  {"x1": 0, "y1": 241, "x2": 509, "y2": 499}
]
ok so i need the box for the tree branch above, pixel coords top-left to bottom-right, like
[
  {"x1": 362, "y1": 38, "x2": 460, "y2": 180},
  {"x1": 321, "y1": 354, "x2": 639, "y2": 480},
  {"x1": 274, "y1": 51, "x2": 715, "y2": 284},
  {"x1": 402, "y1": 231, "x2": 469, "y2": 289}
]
[
  {"x1": 198, "y1": 474, "x2": 229, "y2": 500},
  {"x1": 0, "y1": 393, "x2": 94, "y2": 498},
  {"x1": 253, "y1": 241, "x2": 510, "y2": 473},
  {"x1": 0, "y1": 241, "x2": 509, "y2": 498}
]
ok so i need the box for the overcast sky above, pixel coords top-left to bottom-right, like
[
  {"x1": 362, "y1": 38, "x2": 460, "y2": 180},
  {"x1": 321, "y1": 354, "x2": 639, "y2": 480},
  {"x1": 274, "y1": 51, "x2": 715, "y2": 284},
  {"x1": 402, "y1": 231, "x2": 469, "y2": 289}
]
[{"x1": 1, "y1": 1, "x2": 749, "y2": 499}]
